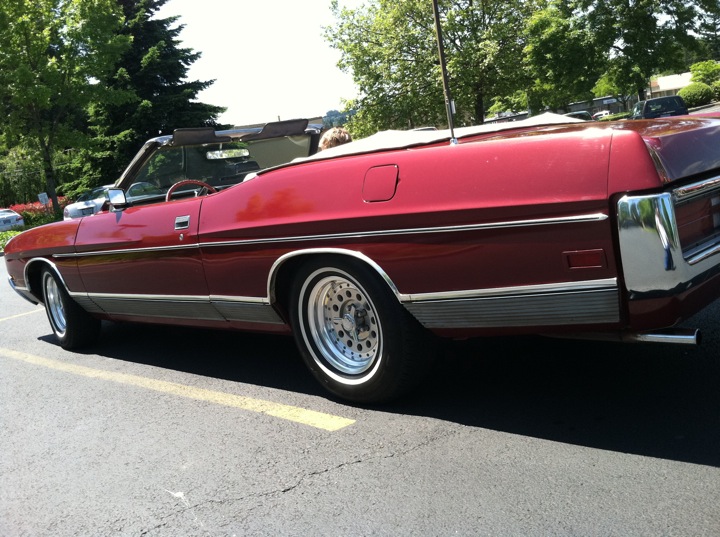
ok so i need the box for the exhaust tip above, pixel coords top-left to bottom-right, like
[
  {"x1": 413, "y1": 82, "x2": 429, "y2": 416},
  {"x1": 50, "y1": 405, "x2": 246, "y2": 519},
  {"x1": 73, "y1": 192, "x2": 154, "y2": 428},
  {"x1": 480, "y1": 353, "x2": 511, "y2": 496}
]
[{"x1": 627, "y1": 328, "x2": 700, "y2": 346}]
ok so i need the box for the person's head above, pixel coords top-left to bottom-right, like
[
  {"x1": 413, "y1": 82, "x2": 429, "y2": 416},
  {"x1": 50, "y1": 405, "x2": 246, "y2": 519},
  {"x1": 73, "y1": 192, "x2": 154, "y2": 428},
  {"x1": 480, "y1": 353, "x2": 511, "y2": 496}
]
[{"x1": 319, "y1": 127, "x2": 352, "y2": 151}]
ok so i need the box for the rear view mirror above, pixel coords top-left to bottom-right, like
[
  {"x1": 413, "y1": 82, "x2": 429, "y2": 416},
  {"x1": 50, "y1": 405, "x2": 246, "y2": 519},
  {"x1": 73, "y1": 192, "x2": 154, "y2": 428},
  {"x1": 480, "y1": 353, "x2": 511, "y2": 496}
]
[{"x1": 206, "y1": 148, "x2": 250, "y2": 160}]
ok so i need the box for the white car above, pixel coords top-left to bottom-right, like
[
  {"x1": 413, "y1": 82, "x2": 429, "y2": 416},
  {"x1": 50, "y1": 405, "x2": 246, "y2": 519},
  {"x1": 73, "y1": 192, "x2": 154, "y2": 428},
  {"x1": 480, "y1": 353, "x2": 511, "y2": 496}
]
[
  {"x1": 0, "y1": 208, "x2": 24, "y2": 231},
  {"x1": 592, "y1": 110, "x2": 610, "y2": 120},
  {"x1": 63, "y1": 185, "x2": 114, "y2": 220}
]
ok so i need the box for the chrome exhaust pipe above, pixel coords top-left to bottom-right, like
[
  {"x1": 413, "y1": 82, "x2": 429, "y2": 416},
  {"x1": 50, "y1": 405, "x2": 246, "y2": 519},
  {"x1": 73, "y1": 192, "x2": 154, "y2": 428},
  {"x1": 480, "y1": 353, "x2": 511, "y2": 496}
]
[{"x1": 620, "y1": 328, "x2": 701, "y2": 345}]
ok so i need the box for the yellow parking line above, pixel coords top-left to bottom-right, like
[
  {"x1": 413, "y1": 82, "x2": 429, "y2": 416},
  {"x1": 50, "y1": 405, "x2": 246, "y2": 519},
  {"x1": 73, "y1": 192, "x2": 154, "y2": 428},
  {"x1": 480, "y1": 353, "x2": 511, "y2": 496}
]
[
  {"x1": 0, "y1": 348, "x2": 355, "y2": 431},
  {"x1": 0, "y1": 309, "x2": 44, "y2": 322}
]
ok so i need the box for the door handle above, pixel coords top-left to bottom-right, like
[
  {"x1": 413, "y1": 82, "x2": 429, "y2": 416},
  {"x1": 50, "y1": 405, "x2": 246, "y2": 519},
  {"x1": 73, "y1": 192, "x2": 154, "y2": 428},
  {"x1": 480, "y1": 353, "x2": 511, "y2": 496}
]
[{"x1": 175, "y1": 215, "x2": 190, "y2": 230}]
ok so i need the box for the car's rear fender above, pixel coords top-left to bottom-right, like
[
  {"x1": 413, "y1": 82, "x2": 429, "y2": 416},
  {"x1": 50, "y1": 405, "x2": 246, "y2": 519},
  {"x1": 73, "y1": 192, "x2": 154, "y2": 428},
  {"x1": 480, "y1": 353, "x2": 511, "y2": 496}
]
[{"x1": 269, "y1": 248, "x2": 401, "y2": 319}]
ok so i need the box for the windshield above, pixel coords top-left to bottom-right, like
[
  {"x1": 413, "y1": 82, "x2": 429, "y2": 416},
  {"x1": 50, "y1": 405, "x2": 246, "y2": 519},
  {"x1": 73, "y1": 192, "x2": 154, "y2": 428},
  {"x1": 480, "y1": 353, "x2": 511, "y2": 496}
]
[{"x1": 126, "y1": 135, "x2": 314, "y2": 202}]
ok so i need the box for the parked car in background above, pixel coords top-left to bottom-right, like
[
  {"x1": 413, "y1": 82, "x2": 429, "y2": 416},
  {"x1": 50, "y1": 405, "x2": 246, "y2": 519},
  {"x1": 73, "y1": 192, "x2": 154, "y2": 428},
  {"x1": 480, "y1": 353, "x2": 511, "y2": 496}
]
[
  {"x1": 630, "y1": 95, "x2": 688, "y2": 119},
  {"x1": 564, "y1": 111, "x2": 593, "y2": 121},
  {"x1": 0, "y1": 209, "x2": 24, "y2": 231},
  {"x1": 63, "y1": 184, "x2": 114, "y2": 220},
  {"x1": 592, "y1": 110, "x2": 610, "y2": 120},
  {"x1": 6, "y1": 113, "x2": 720, "y2": 403}
]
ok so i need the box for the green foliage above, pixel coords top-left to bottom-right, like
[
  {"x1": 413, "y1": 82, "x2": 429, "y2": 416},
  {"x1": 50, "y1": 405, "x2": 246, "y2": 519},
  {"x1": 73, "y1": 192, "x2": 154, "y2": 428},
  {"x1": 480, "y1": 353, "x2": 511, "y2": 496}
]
[
  {"x1": 327, "y1": 0, "x2": 708, "y2": 130},
  {"x1": 713, "y1": 80, "x2": 720, "y2": 100},
  {"x1": 697, "y1": 5, "x2": 720, "y2": 60},
  {"x1": 598, "y1": 112, "x2": 631, "y2": 121},
  {"x1": 0, "y1": 145, "x2": 45, "y2": 206},
  {"x1": 0, "y1": 231, "x2": 21, "y2": 251},
  {"x1": 690, "y1": 60, "x2": 720, "y2": 84},
  {"x1": 89, "y1": 0, "x2": 226, "y2": 181},
  {"x1": 523, "y1": 1, "x2": 601, "y2": 111},
  {"x1": 0, "y1": 201, "x2": 61, "y2": 251},
  {"x1": 0, "y1": 0, "x2": 226, "y2": 209},
  {"x1": 576, "y1": 0, "x2": 700, "y2": 100},
  {"x1": 11, "y1": 200, "x2": 67, "y2": 226},
  {"x1": 323, "y1": 109, "x2": 355, "y2": 129},
  {"x1": 678, "y1": 82, "x2": 715, "y2": 106},
  {"x1": 0, "y1": 0, "x2": 131, "y2": 214},
  {"x1": 327, "y1": 0, "x2": 531, "y2": 133}
]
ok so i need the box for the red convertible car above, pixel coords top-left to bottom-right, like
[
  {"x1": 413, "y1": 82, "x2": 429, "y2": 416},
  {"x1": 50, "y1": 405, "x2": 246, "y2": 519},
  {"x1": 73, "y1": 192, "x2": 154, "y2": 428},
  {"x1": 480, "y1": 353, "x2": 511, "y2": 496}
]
[{"x1": 6, "y1": 113, "x2": 720, "y2": 402}]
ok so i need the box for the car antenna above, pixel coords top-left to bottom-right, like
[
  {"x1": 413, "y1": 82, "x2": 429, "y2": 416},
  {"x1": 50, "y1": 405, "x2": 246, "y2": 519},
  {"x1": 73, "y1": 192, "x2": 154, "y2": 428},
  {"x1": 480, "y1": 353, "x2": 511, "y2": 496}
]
[{"x1": 432, "y1": 0, "x2": 457, "y2": 145}]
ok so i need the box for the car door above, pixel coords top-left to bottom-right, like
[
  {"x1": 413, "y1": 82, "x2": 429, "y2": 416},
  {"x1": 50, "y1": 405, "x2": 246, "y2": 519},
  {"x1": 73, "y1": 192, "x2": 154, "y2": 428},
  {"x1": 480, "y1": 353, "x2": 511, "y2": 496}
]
[{"x1": 72, "y1": 196, "x2": 221, "y2": 322}]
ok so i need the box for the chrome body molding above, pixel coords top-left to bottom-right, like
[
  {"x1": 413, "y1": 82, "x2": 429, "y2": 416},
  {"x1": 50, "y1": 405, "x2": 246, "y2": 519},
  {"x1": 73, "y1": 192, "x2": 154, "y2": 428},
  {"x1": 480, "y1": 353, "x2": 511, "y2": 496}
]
[
  {"x1": 53, "y1": 243, "x2": 198, "y2": 259},
  {"x1": 68, "y1": 291, "x2": 285, "y2": 324},
  {"x1": 9, "y1": 257, "x2": 66, "y2": 305},
  {"x1": 673, "y1": 175, "x2": 720, "y2": 202},
  {"x1": 51, "y1": 212, "x2": 609, "y2": 259},
  {"x1": 267, "y1": 248, "x2": 401, "y2": 303},
  {"x1": 8, "y1": 277, "x2": 39, "y2": 305},
  {"x1": 210, "y1": 295, "x2": 284, "y2": 324},
  {"x1": 400, "y1": 278, "x2": 619, "y2": 328},
  {"x1": 203, "y1": 213, "x2": 609, "y2": 249},
  {"x1": 617, "y1": 182, "x2": 720, "y2": 298}
]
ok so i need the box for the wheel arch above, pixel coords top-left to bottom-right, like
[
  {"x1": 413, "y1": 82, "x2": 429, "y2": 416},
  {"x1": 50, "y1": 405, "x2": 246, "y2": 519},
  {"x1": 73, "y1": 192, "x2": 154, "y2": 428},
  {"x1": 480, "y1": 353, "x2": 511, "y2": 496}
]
[
  {"x1": 269, "y1": 248, "x2": 401, "y2": 313},
  {"x1": 24, "y1": 258, "x2": 66, "y2": 304}
]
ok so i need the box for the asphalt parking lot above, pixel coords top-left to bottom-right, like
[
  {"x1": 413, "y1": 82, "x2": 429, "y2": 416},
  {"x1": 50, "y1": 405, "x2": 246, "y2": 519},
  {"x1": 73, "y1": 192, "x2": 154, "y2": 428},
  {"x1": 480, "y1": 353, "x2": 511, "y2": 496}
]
[{"x1": 1, "y1": 255, "x2": 720, "y2": 535}]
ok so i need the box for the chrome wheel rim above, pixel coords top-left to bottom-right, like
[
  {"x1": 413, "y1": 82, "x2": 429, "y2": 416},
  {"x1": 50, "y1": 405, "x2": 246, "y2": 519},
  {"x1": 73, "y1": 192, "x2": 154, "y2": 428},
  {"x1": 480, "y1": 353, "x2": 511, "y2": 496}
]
[
  {"x1": 306, "y1": 272, "x2": 381, "y2": 377},
  {"x1": 44, "y1": 275, "x2": 67, "y2": 336}
]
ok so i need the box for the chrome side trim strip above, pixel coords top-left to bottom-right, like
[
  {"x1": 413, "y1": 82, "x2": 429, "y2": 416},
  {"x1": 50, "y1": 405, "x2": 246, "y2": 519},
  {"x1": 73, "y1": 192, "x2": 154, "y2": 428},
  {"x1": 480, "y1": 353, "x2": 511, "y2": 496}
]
[
  {"x1": 400, "y1": 279, "x2": 619, "y2": 328},
  {"x1": 54, "y1": 243, "x2": 199, "y2": 259},
  {"x1": 268, "y1": 248, "x2": 402, "y2": 302},
  {"x1": 398, "y1": 278, "x2": 618, "y2": 303},
  {"x1": 7, "y1": 278, "x2": 39, "y2": 306},
  {"x1": 52, "y1": 212, "x2": 608, "y2": 258},
  {"x1": 672, "y1": 174, "x2": 720, "y2": 203},
  {"x1": 209, "y1": 294, "x2": 269, "y2": 304},
  {"x1": 202, "y1": 213, "x2": 609, "y2": 248},
  {"x1": 67, "y1": 291, "x2": 284, "y2": 324},
  {"x1": 71, "y1": 292, "x2": 208, "y2": 302},
  {"x1": 211, "y1": 301, "x2": 284, "y2": 324},
  {"x1": 686, "y1": 242, "x2": 720, "y2": 266}
]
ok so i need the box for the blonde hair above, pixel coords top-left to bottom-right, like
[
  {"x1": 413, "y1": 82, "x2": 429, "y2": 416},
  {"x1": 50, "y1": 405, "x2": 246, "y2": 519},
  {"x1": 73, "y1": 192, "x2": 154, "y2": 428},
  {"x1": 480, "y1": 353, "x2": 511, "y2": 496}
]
[{"x1": 319, "y1": 127, "x2": 352, "y2": 151}]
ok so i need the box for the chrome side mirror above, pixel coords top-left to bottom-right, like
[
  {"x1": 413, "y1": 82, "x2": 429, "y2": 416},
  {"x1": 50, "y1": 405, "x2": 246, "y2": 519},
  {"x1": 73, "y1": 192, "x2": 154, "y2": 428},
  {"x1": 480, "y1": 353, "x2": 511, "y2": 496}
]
[{"x1": 107, "y1": 188, "x2": 128, "y2": 211}]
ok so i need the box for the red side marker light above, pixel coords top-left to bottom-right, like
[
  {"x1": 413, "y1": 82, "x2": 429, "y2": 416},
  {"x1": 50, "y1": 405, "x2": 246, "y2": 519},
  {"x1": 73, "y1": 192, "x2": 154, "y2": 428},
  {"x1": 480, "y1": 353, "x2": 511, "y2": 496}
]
[{"x1": 564, "y1": 249, "x2": 606, "y2": 269}]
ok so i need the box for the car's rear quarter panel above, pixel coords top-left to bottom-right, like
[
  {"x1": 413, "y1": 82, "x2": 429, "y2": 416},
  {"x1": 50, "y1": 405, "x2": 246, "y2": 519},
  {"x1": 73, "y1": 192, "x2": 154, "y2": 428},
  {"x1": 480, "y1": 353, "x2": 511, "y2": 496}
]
[{"x1": 199, "y1": 129, "x2": 622, "y2": 318}]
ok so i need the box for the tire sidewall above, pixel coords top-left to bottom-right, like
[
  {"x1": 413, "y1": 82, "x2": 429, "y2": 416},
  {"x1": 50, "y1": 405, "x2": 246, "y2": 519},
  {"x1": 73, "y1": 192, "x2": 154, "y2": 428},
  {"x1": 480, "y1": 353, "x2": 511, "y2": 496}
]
[
  {"x1": 41, "y1": 267, "x2": 99, "y2": 349},
  {"x1": 290, "y1": 259, "x2": 407, "y2": 403},
  {"x1": 42, "y1": 269, "x2": 68, "y2": 342}
]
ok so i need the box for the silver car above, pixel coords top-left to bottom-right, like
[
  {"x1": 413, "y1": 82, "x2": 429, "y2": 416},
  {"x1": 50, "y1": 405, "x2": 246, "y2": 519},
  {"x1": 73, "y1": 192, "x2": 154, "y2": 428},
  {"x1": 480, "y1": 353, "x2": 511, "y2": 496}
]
[
  {"x1": 0, "y1": 209, "x2": 24, "y2": 231},
  {"x1": 63, "y1": 185, "x2": 114, "y2": 220}
]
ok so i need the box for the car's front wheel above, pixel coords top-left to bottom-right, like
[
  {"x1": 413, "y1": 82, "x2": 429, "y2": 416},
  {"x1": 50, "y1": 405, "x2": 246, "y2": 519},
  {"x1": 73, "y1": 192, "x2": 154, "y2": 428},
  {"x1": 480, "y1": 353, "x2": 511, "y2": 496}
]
[
  {"x1": 290, "y1": 258, "x2": 433, "y2": 403},
  {"x1": 41, "y1": 268, "x2": 100, "y2": 349}
]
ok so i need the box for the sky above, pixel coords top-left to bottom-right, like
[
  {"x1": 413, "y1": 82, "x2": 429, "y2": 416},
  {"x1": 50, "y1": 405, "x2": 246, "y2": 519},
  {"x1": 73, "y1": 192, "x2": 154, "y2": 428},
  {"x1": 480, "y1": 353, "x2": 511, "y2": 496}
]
[{"x1": 155, "y1": 0, "x2": 361, "y2": 126}]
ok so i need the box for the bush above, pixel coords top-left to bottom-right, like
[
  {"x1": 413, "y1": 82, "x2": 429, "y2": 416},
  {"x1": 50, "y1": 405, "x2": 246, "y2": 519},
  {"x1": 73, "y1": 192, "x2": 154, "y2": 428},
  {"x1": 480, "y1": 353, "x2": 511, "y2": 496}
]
[
  {"x1": 598, "y1": 112, "x2": 631, "y2": 121},
  {"x1": 678, "y1": 82, "x2": 714, "y2": 107},
  {"x1": 10, "y1": 199, "x2": 67, "y2": 227},
  {"x1": 0, "y1": 230, "x2": 21, "y2": 251},
  {"x1": 690, "y1": 60, "x2": 720, "y2": 86},
  {"x1": 713, "y1": 81, "x2": 720, "y2": 101}
]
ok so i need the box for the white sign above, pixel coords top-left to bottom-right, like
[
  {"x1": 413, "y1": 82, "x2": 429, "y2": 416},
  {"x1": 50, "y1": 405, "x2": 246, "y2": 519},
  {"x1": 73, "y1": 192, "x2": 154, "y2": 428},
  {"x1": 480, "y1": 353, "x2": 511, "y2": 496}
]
[{"x1": 38, "y1": 192, "x2": 49, "y2": 205}]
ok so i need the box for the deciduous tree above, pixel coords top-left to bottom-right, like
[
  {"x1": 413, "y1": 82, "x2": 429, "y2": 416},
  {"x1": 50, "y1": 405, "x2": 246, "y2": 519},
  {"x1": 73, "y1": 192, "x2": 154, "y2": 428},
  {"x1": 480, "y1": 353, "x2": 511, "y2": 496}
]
[
  {"x1": 326, "y1": 0, "x2": 530, "y2": 136},
  {"x1": 574, "y1": 0, "x2": 701, "y2": 101},
  {"x1": 0, "y1": 0, "x2": 130, "y2": 214}
]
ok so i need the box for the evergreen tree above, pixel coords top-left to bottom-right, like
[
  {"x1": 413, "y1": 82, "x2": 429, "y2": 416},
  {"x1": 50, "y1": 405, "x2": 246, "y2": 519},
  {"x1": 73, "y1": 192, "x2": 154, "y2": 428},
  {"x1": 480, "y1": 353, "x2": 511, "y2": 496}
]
[{"x1": 89, "y1": 0, "x2": 226, "y2": 183}]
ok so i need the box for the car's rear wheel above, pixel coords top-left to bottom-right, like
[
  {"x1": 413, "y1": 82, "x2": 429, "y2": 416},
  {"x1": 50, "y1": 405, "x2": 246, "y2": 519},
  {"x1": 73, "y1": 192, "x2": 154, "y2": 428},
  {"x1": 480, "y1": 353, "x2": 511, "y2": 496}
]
[
  {"x1": 290, "y1": 258, "x2": 434, "y2": 403},
  {"x1": 41, "y1": 268, "x2": 100, "y2": 349}
]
